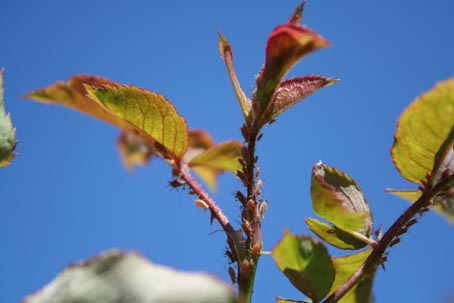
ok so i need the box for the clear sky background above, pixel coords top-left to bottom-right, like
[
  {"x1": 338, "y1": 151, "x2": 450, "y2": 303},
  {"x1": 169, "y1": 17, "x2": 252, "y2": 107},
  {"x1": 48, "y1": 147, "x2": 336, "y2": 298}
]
[{"x1": 1, "y1": 1, "x2": 454, "y2": 302}]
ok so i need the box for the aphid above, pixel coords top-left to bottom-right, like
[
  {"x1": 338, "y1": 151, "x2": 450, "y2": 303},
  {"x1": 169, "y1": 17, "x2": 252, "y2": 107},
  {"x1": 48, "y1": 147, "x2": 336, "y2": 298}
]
[
  {"x1": 255, "y1": 167, "x2": 260, "y2": 179},
  {"x1": 169, "y1": 179, "x2": 185, "y2": 188},
  {"x1": 236, "y1": 191, "x2": 247, "y2": 205},
  {"x1": 242, "y1": 219, "x2": 251, "y2": 235},
  {"x1": 255, "y1": 180, "x2": 263, "y2": 197},
  {"x1": 241, "y1": 259, "x2": 250, "y2": 274},
  {"x1": 257, "y1": 133, "x2": 264, "y2": 141},
  {"x1": 406, "y1": 218, "x2": 418, "y2": 228},
  {"x1": 228, "y1": 266, "x2": 236, "y2": 284},
  {"x1": 389, "y1": 238, "x2": 400, "y2": 247},
  {"x1": 257, "y1": 201, "x2": 268, "y2": 219},
  {"x1": 395, "y1": 227, "x2": 408, "y2": 237},
  {"x1": 251, "y1": 243, "x2": 262, "y2": 258},
  {"x1": 195, "y1": 199, "x2": 209, "y2": 209},
  {"x1": 247, "y1": 199, "x2": 255, "y2": 209}
]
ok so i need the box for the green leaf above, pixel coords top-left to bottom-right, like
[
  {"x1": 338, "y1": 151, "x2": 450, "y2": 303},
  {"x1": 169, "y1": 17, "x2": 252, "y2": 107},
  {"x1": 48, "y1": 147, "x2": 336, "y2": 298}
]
[
  {"x1": 86, "y1": 85, "x2": 188, "y2": 159},
  {"x1": 218, "y1": 32, "x2": 252, "y2": 122},
  {"x1": 391, "y1": 78, "x2": 454, "y2": 185},
  {"x1": 311, "y1": 162, "x2": 373, "y2": 237},
  {"x1": 328, "y1": 249, "x2": 375, "y2": 303},
  {"x1": 26, "y1": 75, "x2": 189, "y2": 160},
  {"x1": 188, "y1": 140, "x2": 243, "y2": 191},
  {"x1": 117, "y1": 131, "x2": 155, "y2": 171},
  {"x1": 273, "y1": 232, "x2": 335, "y2": 303},
  {"x1": 0, "y1": 69, "x2": 17, "y2": 168},
  {"x1": 22, "y1": 249, "x2": 236, "y2": 303},
  {"x1": 255, "y1": 23, "x2": 330, "y2": 112},
  {"x1": 266, "y1": 75, "x2": 338, "y2": 121},
  {"x1": 305, "y1": 218, "x2": 367, "y2": 250}
]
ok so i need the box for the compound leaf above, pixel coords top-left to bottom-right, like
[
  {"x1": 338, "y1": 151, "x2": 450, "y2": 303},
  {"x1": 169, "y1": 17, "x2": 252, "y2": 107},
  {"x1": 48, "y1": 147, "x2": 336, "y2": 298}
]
[
  {"x1": 273, "y1": 232, "x2": 335, "y2": 303},
  {"x1": 22, "y1": 249, "x2": 236, "y2": 303}
]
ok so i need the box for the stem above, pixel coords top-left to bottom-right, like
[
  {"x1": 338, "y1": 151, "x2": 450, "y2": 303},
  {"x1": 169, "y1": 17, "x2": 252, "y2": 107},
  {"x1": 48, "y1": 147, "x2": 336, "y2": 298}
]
[
  {"x1": 178, "y1": 162, "x2": 239, "y2": 254},
  {"x1": 236, "y1": 123, "x2": 264, "y2": 303},
  {"x1": 322, "y1": 174, "x2": 454, "y2": 303}
]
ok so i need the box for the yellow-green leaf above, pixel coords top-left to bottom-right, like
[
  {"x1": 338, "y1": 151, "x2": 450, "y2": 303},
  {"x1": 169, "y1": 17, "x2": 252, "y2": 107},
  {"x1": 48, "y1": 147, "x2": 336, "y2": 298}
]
[
  {"x1": 387, "y1": 188, "x2": 454, "y2": 223},
  {"x1": 188, "y1": 140, "x2": 243, "y2": 191},
  {"x1": 0, "y1": 69, "x2": 17, "y2": 168},
  {"x1": 311, "y1": 162, "x2": 373, "y2": 236},
  {"x1": 391, "y1": 79, "x2": 454, "y2": 185},
  {"x1": 26, "y1": 75, "x2": 189, "y2": 159},
  {"x1": 328, "y1": 249, "x2": 375, "y2": 303},
  {"x1": 305, "y1": 218, "x2": 367, "y2": 250},
  {"x1": 273, "y1": 232, "x2": 335, "y2": 303},
  {"x1": 86, "y1": 85, "x2": 188, "y2": 159}
]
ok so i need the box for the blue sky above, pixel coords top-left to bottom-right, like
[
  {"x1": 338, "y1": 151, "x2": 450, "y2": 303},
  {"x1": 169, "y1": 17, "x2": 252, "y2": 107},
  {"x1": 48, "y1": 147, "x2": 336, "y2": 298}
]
[{"x1": 1, "y1": 0, "x2": 454, "y2": 302}]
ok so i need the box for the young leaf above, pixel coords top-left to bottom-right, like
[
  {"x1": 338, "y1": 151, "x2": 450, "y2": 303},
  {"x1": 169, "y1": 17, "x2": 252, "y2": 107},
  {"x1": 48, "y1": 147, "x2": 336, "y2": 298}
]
[
  {"x1": 218, "y1": 32, "x2": 252, "y2": 122},
  {"x1": 273, "y1": 232, "x2": 335, "y2": 303},
  {"x1": 86, "y1": 85, "x2": 188, "y2": 159},
  {"x1": 117, "y1": 131, "x2": 155, "y2": 171},
  {"x1": 311, "y1": 162, "x2": 373, "y2": 237},
  {"x1": 22, "y1": 249, "x2": 237, "y2": 303},
  {"x1": 0, "y1": 69, "x2": 17, "y2": 168},
  {"x1": 265, "y1": 75, "x2": 338, "y2": 121},
  {"x1": 305, "y1": 218, "x2": 367, "y2": 250},
  {"x1": 188, "y1": 140, "x2": 243, "y2": 191},
  {"x1": 328, "y1": 249, "x2": 375, "y2": 303},
  {"x1": 391, "y1": 78, "x2": 454, "y2": 185},
  {"x1": 255, "y1": 23, "x2": 330, "y2": 112}
]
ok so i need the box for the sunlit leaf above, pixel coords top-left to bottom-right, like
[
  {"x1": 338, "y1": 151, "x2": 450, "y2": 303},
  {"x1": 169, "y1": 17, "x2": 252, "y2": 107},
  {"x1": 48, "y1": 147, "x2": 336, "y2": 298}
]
[
  {"x1": 86, "y1": 85, "x2": 188, "y2": 159},
  {"x1": 387, "y1": 187, "x2": 454, "y2": 222},
  {"x1": 266, "y1": 75, "x2": 338, "y2": 121},
  {"x1": 184, "y1": 129, "x2": 216, "y2": 163},
  {"x1": 305, "y1": 218, "x2": 367, "y2": 250},
  {"x1": 273, "y1": 232, "x2": 335, "y2": 303},
  {"x1": 0, "y1": 69, "x2": 17, "y2": 168},
  {"x1": 255, "y1": 23, "x2": 330, "y2": 112},
  {"x1": 25, "y1": 74, "x2": 119, "y2": 123},
  {"x1": 26, "y1": 75, "x2": 189, "y2": 159},
  {"x1": 311, "y1": 162, "x2": 373, "y2": 236},
  {"x1": 22, "y1": 250, "x2": 236, "y2": 303},
  {"x1": 218, "y1": 32, "x2": 252, "y2": 122},
  {"x1": 328, "y1": 249, "x2": 375, "y2": 303},
  {"x1": 188, "y1": 140, "x2": 243, "y2": 191},
  {"x1": 391, "y1": 78, "x2": 454, "y2": 185},
  {"x1": 117, "y1": 131, "x2": 155, "y2": 171}
]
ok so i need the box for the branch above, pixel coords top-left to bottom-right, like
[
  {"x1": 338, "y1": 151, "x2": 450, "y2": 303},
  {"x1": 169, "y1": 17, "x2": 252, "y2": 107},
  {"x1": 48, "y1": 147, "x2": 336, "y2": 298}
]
[
  {"x1": 322, "y1": 174, "x2": 454, "y2": 303},
  {"x1": 179, "y1": 163, "x2": 236, "y2": 235}
]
